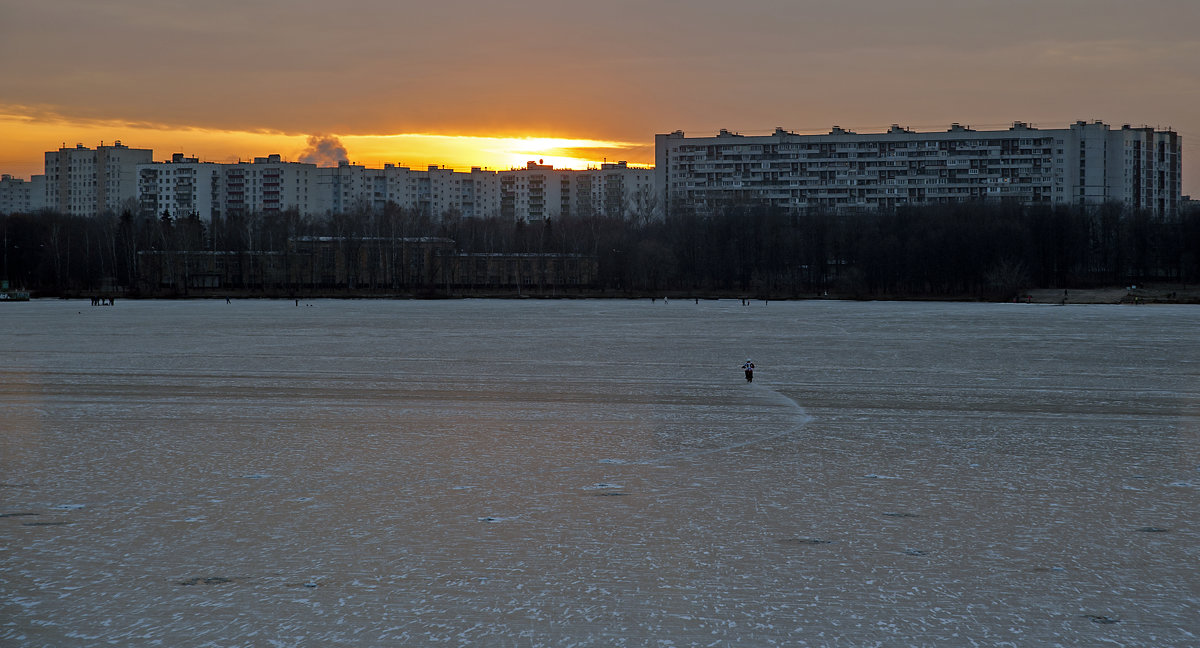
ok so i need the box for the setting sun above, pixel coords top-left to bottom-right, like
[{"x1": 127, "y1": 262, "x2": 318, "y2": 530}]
[
  {"x1": 339, "y1": 133, "x2": 651, "y2": 171},
  {"x1": 0, "y1": 108, "x2": 651, "y2": 179}
]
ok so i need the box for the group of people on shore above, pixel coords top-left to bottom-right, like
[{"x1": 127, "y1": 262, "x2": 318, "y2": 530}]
[{"x1": 89, "y1": 296, "x2": 115, "y2": 306}]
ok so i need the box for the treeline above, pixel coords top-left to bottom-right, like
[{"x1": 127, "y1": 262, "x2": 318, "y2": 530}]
[{"x1": 3, "y1": 200, "x2": 1199, "y2": 298}]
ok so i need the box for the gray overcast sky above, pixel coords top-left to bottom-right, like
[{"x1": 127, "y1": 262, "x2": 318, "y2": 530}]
[{"x1": 1, "y1": 0, "x2": 1196, "y2": 190}]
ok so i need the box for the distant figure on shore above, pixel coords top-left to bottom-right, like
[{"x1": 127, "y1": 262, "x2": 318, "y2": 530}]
[{"x1": 742, "y1": 359, "x2": 755, "y2": 383}]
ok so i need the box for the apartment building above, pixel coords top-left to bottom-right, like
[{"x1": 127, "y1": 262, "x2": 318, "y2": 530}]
[
  {"x1": 33, "y1": 142, "x2": 659, "y2": 222},
  {"x1": 0, "y1": 174, "x2": 46, "y2": 215},
  {"x1": 501, "y1": 162, "x2": 568, "y2": 222},
  {"x1": 499, "y1": 160, "x2": 656, "y2": 222},
  {"x1": 137, "y1": 154, "x2": 221, "y2": 220},
  {"x1": 1108, "y1": 126, "x2": 1181, "y2": 215},
  {"x1": 221, "y1": 154, "x2": 320, "y2": 218},
  {"x1": 133, "y1": 155, "x2": 506, "y2": 222},
  {"x1": 136, "y1": 153, "x2": 320, "y2": 220},
  {"x1": 319, "y1": 162, "x2": 502, "y2": 219},
  {"x1": 427, "y1": 166, "x2": 501, "y2": 220},
  {"x1": 655, "y1": 121, "x2": 1181, "y2": 217},
  {"x1": 318, "y1": 162, "x2": 379, "y2": 215},
  {"x1": 44, "y1": 142, "x2": 153, "y2": 217},
  {"x1": 591, "y1": 161, "x2": 656, "y2": 220}
]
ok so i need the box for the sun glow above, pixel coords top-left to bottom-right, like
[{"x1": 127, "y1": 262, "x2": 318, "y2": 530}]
[
  {"x1": 0, "y1": 108, "x2": 651, "y2": 179},
  {"x1": 342, "y1": 134, "x2": 647, "y2": 171}
]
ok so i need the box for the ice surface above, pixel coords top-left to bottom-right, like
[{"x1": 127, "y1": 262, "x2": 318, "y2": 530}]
[{"x1": 1, "y1": 298, "x2": 1198, "y2": 646}]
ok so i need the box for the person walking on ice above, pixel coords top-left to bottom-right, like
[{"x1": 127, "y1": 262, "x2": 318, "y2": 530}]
[{"x1": 742, "y1": 359, "x2": 755, "y2": 383}]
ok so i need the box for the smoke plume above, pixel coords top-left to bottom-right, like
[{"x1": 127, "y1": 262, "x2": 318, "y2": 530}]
[{"x1": 298, "y1": 135, "x2": 349, "y2": 166}]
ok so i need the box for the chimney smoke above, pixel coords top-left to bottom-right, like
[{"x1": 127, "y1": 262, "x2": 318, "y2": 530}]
[{"x1": 299, "y1": 135, "x2": 349, "y2": 166}]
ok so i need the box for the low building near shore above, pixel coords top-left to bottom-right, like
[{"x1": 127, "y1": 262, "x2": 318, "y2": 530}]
[{"x1": 135, "y1": 236, "x2": 597, "y2": 296}]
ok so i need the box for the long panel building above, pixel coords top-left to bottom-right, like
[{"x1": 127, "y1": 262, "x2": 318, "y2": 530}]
[
  {"x1": 318, "y1": 162, "x2": 502, "y2": 218},
  {"x1": 655, "y1": 121, "x2": 1181, "y2": 217},
  {"x1": 131, "y1": 157, "x2": 653, "y2": 223}
]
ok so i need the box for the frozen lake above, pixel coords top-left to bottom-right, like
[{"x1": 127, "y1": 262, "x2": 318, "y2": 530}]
[{"x1": 2, "y1": 298, "x2": 1197, "y2": 646}]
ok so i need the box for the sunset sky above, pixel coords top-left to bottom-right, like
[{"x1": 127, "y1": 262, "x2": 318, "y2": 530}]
[{"x1": 1, "y1": 0, "x2": 1196, "y2": 193}]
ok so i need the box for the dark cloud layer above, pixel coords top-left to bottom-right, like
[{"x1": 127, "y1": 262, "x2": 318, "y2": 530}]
[{"x1": 0, "y1": 0, "x2": 1196, "y2": 190}]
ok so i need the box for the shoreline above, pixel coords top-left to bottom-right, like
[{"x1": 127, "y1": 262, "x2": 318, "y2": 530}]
[
  {"x1": 26, "y1": 283, "x2": 1200, "y2": 304},
  {"x1": 1021, "y1": 284, "x2": 1200, "y2": 305}
]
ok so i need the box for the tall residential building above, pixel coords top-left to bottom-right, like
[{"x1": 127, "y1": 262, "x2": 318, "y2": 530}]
[
  {"x1": 418, "y1": 166, "x2": 501, "y2": 220},
  {"x1": 1107, "y1": 125, "x2": 1181, "y2": 215},
  {"x1": 137, "y1": 154, "x2": 221, "y2": 220},
  {"x1": 31, "y1": 144, "x2": 656, "y2": 223},
  {"x1": 493, "y1": 161, "x2": 655, "y2": 222},
  {"x1": 589, "y1": 161, "x2": 657, "y2": 220},
  {"x1": 500, "y1": 162, "x2": 569, "y2": 222},
  {"x1": 44, "y1": 142, "x2": 153, "y2": 216},
  {"x1": 0, "y1": 174, "x2": 46, "y2": 215},
  {"x1": 317, "y1": 161, "x2": 379, "y2": 215},
  {"x1": 316, "y1": 162, "x2": 502, "y2": 219},
  {"x1": 452, "y1": 167, "x2": 502, "y2": 219},
  {"x1": 220, "y1": 154, "x2": 320, "y2": 218},
  {"x1": 655, "y1": 121, "x2": 1181, "y2": 217},
  {"x1": 308, "y1": 161, "x2": 654, "y2": 222}
]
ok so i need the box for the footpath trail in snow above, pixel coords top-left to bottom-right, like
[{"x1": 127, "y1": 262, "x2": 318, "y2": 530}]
[{"x1": 624, "y1": 381, "x2": 814, "y2": 465}]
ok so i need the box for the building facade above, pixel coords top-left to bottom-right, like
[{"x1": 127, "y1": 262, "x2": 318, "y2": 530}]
[
  {"x1": 499, "y1": 160, "x2": 656, "y2": 222},
  {"x1": 135, "y1": 155, "x2": 507, "y2": 222},
  {"x1": 655, "y1": 121, "x2": 1181, "y2": 217},
  {"x1": 137, "y1": 154, "x2": 221, "y2": 220},
  {"x1": 501, "y1": 162, "x2": 567, "y2": 222},
  {"x1": 318, "y1": 162, "x2": 503, "y2": 219},
  {"x1": 44, "y1": 142, "x2": 153, "y2": 217},
  {"x1": 590, "y1": 161, "x2": 657, "y2": 220},
  {"x1": 33, "y1": 142, "x2": 657, "y2": 222},
  {"x1": 136, "y1": 154, "x2": 321, "y2": 221},
  {"x1": 0, "y1": 174, "x2": 46, "y2": 215},
  {"x1": 135, "y1": 237, "x2": 597, "y2": 295},
  {"x1": 221, "y1": 154, "x2": 321, "y2": 218}
]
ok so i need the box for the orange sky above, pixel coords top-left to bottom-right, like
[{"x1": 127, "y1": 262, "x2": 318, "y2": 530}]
[
  {"x1": 0, "y1": 108, "x2": 651, "y2": 175},
  {"x1": 1, "y1": 0, "x2": 1196, "y2": 193}
]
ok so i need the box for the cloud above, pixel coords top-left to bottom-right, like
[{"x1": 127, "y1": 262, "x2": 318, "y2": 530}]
[{"x1": 298, "y1": 135, "x2": 349, "y2": 166}]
